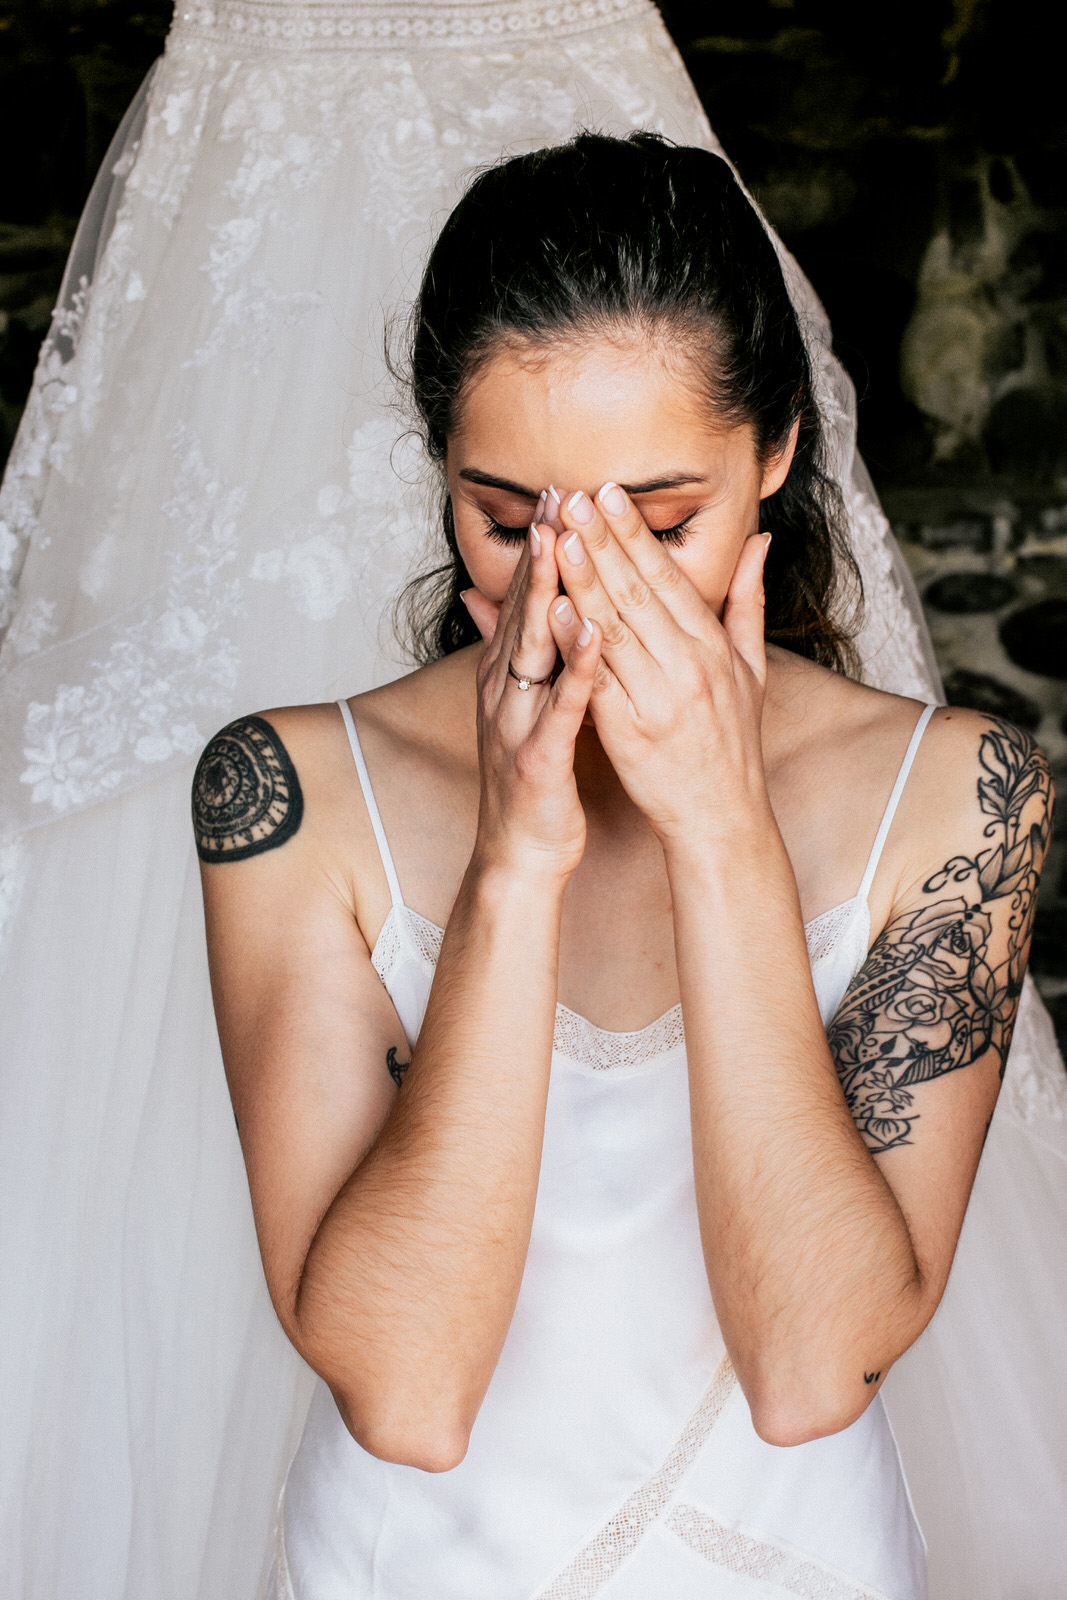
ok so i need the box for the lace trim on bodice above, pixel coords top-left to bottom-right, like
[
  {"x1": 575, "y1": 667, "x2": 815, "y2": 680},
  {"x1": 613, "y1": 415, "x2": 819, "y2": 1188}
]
[
  {"x1": 371, "y1": 899, "x2": 865, "y2": 1073},
  {"x1": 170, "y1": 0, "x2": 655, "y2": 54},
  {"x1": 803, "y1": 894, "x2": 869, "y2": 964}
]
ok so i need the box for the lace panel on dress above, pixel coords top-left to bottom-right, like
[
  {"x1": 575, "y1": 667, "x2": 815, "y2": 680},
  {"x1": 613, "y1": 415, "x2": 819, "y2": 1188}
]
[
  {"x1": 665, "y1": 1503, "x2": 893, "y2": 1600},
  {"x1": 171, "y1": 0, "x2": 656, "y2": 54},
  {"x1": 803, "y1": 896, "x2": 866, "y2": 966},
  {"x1": 371, "y1": 902, "x2": 869, "y2": 1072},
  {"x1": 533, "y1": 1356, "x2": 737, "y2": 1598},
  {"x1": 551, "y1": 1001, "x2": 685, "y2": 1071}
]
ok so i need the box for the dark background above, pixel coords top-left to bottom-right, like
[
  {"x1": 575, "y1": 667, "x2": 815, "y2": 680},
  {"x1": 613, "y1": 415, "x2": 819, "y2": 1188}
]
[
  {"x1": 4, "y1": 1, "x2": 1066, "y2": 492},
  {"x1": 2, "y1": 0, "x2": 1066, "y2": 1037}
]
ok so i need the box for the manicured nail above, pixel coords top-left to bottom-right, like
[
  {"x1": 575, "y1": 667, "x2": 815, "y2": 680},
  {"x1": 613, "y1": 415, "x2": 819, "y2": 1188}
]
[
  {"x1": 598, "y1": 482, "x2": 627, "y2": 516},
  {"x1": 577, "y1": 616, "x2": 594, "y2": 645},
  {"x1": 562, "y1": 531, "x2": 586, "y2": 566},
  {"x1": 529, "y1": 523, "x2": 541, "y2": 555},
  {"x1": 553, "y1": 597, "x2": 574, "y2": 624},
  {"x1": 535, "y1": 491, "x2": 547, "y2": 522},
  {"x1": 459, "y1": 590, "x2": 472, "y2": 612},
  {"x1": 546, "y1": 485, "x2": 561, "y2": 517},
  {"x1": 567, "y1": 490, "x2": 594, "y2": 525}
]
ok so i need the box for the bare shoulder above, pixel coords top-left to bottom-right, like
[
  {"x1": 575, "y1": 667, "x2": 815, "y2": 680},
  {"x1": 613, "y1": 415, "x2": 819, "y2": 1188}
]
[
  {"x1": 192, "y1": 648, "x2": 481, "y2": 958},
  {"x1": 191, "y1": 701, "x2": 336, "y2": 866},
  {"x1": 881, "y1": 702, "x2": 1053, "y2": 905}
]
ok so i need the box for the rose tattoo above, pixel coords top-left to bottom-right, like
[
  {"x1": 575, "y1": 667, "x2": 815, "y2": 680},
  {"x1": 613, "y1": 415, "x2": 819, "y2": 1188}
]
[{"x1": 827, "y1": 720, "x2": 1052, "y2": 1153}]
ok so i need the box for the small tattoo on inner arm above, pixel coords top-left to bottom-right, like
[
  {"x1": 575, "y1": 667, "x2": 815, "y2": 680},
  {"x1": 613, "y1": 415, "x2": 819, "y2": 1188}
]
[
  {"x1": 864, "y1": 1371, "x2": 882, "y2": 1386},
  {"x1": 387, "y1": 1047, "x2": 410, "y2": 1088},
  {"x1": 192, "y1": 715, "x2": 303, "y2": 863}
]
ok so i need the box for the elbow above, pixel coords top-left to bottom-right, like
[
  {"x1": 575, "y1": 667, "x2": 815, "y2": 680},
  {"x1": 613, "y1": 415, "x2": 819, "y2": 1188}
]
[
  {"x1": 750, "y1": 1398, "x2": 863, "y2": 1449},
  {"x1": 332, "y1": 1389, "x2": 471, "y2": 1473},
  {"x1": 746, "y1": 1368, "x2": 882, "y2": 1448}
]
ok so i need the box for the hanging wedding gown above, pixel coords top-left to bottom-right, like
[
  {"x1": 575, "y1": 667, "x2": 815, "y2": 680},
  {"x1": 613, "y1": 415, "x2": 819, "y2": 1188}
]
[{"x1": 0, "y1": 3, "x2": 1064, "y2": 1598}]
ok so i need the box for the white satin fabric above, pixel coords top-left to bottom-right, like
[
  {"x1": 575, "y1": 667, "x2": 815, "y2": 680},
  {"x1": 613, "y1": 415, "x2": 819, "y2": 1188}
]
[
  {"x1": 0, "y1": 4, "x2": 1064, "y2": 1599},
  {"x1": 268, "y1": 703, "x2": 934, "y2": 1600}
]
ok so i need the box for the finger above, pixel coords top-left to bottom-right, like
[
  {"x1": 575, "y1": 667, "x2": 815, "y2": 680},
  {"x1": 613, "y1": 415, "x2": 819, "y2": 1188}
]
[
  {"x1": 506, "y1": 523, "x2": 564, "y2": 683},
  {"x1": 532, "y1": 613, "x2": 602, "y2": 748},
  {"x1": 546, "y1": 590, "x2": 580, "y2": 658},
  {"x1": 555, "y1": 502, "x2": 656, "y2": 696},
  {"x1": 482, "y1": 535, "x2": 532, "y2": 684},
  {"x1": 461, "y1": 588, "x2": 501, "y2": 642},
  {"x1": 592, "y1": 481, "x2": 709, "y2": 634},
  {"x1": 541, "y1": 485, "x2": 564, "y2": 535},
  {"x1": 558, "y1": 489, "x2": 684, "y2": 665},
  {"x1": 721, "y1": 532, "x2": 771, "y2": 687}
]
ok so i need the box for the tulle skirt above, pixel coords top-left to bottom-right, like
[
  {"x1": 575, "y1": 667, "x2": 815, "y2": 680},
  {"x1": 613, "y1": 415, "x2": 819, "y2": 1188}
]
[{"x1": 1, "y1": 4, "x2": 1065, "y2": 1596}]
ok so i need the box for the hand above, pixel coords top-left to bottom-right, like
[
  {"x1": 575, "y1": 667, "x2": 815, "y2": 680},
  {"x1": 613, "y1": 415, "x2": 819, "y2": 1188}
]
[
  {"x1": 464, "y1": 518, "x2": 603, "y2": 881},
  {"x1": 460, "y1": 486, "x2": 565, "y2": 643},
  {"x1": 550, "y1": 483, "x2": 772, "y2": 846}
]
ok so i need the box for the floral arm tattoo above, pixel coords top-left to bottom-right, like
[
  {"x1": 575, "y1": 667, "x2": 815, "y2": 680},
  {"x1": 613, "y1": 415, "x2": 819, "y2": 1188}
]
[{"x1": 827, "y1": 720, "x2": 1053, "y2": 1154}]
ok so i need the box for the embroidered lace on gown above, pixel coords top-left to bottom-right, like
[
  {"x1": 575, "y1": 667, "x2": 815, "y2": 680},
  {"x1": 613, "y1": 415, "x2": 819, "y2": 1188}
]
[{"x1": 0, "y1": 3, "x2": 1064, "y2": 1598}]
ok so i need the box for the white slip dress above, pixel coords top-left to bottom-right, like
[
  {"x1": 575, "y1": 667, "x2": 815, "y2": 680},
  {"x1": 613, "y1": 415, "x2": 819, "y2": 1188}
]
[
  {"x1": 264, "y1": 699, "x2": 938, "y2": 1600},
  {"x1": 1, "y1": 5, "x2": 1065, "y2": 1597}
]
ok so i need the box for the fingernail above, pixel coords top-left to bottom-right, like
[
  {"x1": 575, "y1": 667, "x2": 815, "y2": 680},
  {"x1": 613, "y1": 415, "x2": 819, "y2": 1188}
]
[
  {"x1": 546, "y1": 485, "x2": 561, "y2": 516},
  {"x1": 577, "y1": 616, "x2": 594, "y2": 645},
  {"x1": 598, "y1": 482, "x2": 627, "y2": 516},
  {"x1": 459, "y1": 590, "x2": 472, "y2": 612},
  {"x1": 530, "y1": 523, "x2": 541, "y2": 555},
  {"x1": 567, "y1": 491, "x2": 594, "y2": 525},
  {"x1": 562, "y1": 531, "x2": 586, "y2": 566},
  {"x1": 553, "y1": 597, "x2": 574, "y2": 624},
  {"x1": 535, "y1": 491, "x2": 547, "y2": 521}
]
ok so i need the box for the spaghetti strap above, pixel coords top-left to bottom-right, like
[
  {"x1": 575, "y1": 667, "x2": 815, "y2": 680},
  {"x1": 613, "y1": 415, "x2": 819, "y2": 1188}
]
[
  {"x1": 336, "y1": 698, "x2": 404, "y2": 910},
  {"x1": 857, "y1": 702, "x2": 938, "y2": 902}
]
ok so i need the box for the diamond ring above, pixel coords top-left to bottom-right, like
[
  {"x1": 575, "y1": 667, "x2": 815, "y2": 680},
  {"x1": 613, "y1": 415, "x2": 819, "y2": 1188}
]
[{"x1": 507, "y1": 662, "x2": 551, "y2": 691}]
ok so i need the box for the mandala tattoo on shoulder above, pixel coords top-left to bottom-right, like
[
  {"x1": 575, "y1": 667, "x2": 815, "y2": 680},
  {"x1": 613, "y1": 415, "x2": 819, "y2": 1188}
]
[
  {"x1": 828, "y1": 720, "x2": 1052, "y2": 1154},
  {"x1": 192, "y1": 715, "x2": 304, "y2": 862}
]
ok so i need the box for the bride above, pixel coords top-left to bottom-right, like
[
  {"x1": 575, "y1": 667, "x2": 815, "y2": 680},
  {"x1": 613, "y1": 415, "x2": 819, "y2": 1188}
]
[
  {"x1": 198, "y1": 132, "x2": 1046, "y2": 1599},
  {"x1": 0, "y1": 4, "x2": 1064, "y2": 1598}
]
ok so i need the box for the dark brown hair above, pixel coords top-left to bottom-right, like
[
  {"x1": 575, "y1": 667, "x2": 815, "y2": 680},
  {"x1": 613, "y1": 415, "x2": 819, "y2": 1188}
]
[{"x1": 398, "y1": 131, "x2": 861, "y2": 673}]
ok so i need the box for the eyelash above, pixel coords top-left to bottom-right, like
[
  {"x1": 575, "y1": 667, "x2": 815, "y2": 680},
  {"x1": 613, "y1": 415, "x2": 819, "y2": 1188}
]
[{"x1": 483, "y1": 515, "x2": 696, "y2": 548}]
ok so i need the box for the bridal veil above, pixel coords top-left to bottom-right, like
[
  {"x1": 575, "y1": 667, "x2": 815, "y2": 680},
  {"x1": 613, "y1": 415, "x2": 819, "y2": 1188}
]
[{"x1": 1, "y1": 4, "x2": 1064, "y2": 1596}]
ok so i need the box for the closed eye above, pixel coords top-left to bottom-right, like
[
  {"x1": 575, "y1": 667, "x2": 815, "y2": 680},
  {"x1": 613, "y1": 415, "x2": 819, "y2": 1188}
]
[
  {"x1": 483, "y1": 513, "x2": 697, "y2": 547},
  {"x1": 483, "y1": 516, "x2": 530, "y2": 547}
]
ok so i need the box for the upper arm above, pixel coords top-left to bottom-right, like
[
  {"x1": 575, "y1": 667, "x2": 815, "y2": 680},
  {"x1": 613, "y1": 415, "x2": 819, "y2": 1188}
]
[
  {"x1": 194, "y1": 710, "x2": 406, "y2": 1342},
  {"x1": 827, "y1": 715, "x2": 1053, "y2": 1299}
]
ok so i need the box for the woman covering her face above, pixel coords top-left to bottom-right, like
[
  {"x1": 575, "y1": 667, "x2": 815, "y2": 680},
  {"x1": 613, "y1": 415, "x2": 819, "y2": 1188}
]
[{"x1": 195, "y1": 135, "x2": 1052, "y2": 1600}]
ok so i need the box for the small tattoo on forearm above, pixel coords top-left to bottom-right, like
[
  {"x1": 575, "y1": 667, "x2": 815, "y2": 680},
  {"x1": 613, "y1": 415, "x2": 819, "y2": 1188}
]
[
  {"x1": 387, "y1": 1047, "x2": 410, "y2": 1088},
  {"x1": 192, "y1": 715, "x2": 303, "y2": 862},
  {"x1": 864, "y1": 1371, "x2": 882, "y2": 1385}
]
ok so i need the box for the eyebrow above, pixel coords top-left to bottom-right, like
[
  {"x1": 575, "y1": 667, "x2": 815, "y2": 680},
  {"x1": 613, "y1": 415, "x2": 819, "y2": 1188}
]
[{"x1": 458, "y1": 469, "x2": 710, "y2": 497}]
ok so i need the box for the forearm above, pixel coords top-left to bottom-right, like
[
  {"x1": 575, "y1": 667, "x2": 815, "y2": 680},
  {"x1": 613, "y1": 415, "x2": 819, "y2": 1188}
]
[
  {"x1": 667, "y1": 824, "x2": 923, "y2": 1444},
  {"x1": 295, "y1": 856, "x2": 563, "y2": 1468}
]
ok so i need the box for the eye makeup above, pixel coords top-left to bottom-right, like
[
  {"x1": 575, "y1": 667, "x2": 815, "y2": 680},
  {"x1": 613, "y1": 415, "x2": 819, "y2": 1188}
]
[{"x1": 480, "y1": 507, "x2": 703, "y2": 548}]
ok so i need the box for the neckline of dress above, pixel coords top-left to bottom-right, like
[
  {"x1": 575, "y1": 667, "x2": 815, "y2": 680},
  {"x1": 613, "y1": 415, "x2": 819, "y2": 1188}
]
[{"x1": 370, "y1": 894, "x2": 870, "y2": 1066}]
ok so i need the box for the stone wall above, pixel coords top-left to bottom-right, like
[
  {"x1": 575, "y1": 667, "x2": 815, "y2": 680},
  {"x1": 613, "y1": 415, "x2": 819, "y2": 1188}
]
[
  {"x1": 660, "y1": 0, "x2": 1067, "y2": 1047},
  {"x1": 2, "y1": 0, "x2": 1066, "y2": 1041}
]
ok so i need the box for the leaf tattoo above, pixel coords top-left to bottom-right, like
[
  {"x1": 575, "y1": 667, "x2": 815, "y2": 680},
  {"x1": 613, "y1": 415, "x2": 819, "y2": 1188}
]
[
  {"x1": 387, "y1": 1047, "x2": 410, "y2": 1088},
  {"x1": 827, "y1": 721, "x2": 1052, "y2": 1154}
]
